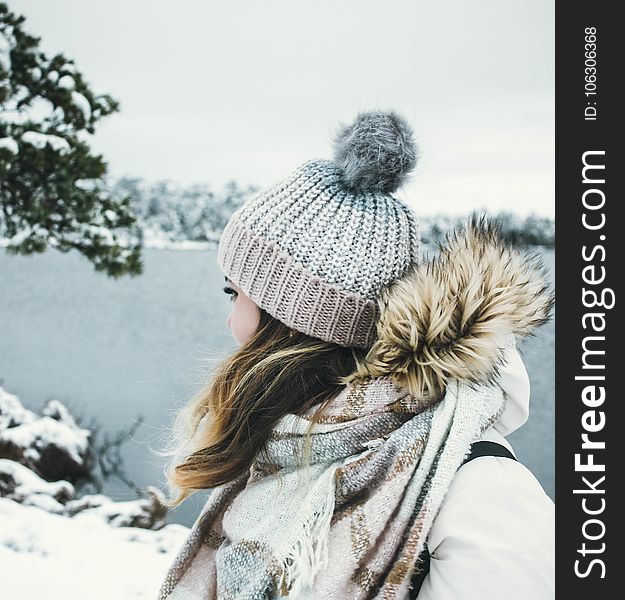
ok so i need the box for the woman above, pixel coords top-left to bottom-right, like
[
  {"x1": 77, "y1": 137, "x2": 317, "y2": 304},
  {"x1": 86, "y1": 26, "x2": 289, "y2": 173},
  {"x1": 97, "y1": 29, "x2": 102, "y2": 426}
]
[{"x1": 156, "y1": 110, "x2": 555, "y2": 599}]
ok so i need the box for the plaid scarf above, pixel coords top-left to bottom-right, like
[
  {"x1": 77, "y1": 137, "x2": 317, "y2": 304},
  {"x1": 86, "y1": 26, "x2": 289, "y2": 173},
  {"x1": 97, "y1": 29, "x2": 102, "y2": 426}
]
[{"x1": 157, "y1": 373, "x2": 505, "y2": 600}]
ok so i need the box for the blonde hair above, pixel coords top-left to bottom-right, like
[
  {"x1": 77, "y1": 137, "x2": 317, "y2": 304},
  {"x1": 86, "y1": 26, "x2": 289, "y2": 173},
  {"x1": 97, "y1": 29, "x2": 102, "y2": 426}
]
[{"x1": 155, "y1": 307, "x2": 368, "y2": 509}]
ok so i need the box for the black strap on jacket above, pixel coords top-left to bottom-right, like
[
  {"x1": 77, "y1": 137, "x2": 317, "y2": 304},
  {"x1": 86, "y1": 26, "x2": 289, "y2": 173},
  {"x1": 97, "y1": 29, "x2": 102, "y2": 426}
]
[{"x1": 408, "y1": 440, "x2": 518, "y2": 599}]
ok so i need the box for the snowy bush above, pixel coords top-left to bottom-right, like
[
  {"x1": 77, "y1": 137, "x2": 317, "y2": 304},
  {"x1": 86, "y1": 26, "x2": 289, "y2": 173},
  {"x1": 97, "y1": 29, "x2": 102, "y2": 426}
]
[{"x1": 0, "y1": 384, "x2": 169, "y2": 529}]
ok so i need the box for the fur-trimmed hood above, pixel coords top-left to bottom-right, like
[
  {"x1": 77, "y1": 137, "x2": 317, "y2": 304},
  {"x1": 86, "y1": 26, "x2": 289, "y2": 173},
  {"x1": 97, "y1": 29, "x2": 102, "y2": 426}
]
[{"x1": 348, "y1": 216, "x2": 554, "y2": 425}]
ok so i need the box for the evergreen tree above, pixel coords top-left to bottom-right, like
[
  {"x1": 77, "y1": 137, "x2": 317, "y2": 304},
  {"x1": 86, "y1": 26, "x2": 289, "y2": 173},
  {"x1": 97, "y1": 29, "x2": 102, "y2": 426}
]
[{"x1": 0, "y1": 2, "x2": 142, "y2": 277}]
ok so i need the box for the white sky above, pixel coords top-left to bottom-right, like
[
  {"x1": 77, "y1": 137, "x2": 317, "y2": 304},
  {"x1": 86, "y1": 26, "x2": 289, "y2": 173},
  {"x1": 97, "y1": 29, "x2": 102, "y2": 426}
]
[{"x1": 12, "y1": 0, "x2": 554, "y2": 217}]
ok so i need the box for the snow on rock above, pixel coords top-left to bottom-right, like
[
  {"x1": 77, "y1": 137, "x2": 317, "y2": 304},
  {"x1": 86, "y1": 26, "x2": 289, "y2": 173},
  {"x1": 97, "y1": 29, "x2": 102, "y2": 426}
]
[
  {"x1": 0, "y1": 388, "x2": 91, "y2": 481},
  {"x1": 0, "y1": 459, "x2": 75, "y2": 510},
  {"x1": 0, "y1": 137, "x2": 18, "y2": 154},
  {"x1": 63, "y1": 492, "x2": 116, "y2": 515},
  {"x1": 21, "y1": 130, "x2": 71, "y2": 154},
  {"x1": 21, "y1": 490, "x2": 69, "y2": 514},
  {"x1": 1, "y1": 385, "x2": 173, "y2": 531},
  {"x1": 0, "y1": 405, "x2": 91, "y2": 481},
  {"x1": 0, "y1": 497, "x2": 190, "y2": 599},
  {"x1": 71, "y1": 485, "x2": 169, "y2": 529},
  {"x1": 0, "y1": 387, "x2": 37, "y2": 429},
  {"x1": 42, "y1": 398, "x2": 81, "y2": 429},
  {"x1": 71, "y1": 90, "x2": 91, "y2": 121}
]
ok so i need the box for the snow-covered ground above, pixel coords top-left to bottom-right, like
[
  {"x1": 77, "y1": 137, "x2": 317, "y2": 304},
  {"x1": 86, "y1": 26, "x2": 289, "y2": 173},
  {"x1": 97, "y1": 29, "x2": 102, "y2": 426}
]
[
  {"x1": 0, "y1": 385, "x2": 190, "y2": 598},
  {"x1": 0, "y1": 497, "x2": 189, "y2": 599}
]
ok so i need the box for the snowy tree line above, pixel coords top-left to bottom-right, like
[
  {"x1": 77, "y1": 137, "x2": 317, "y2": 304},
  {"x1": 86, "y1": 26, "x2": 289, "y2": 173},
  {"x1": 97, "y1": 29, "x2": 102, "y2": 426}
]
[
  {"x1": 419, "y1": 212, "x2": 554, "y2": 247},
  {"x1": 105, "y1": 176, "x2": 259, "y2": 247},
  {"x1": 2, "y1": 170, "x2": 555, "y2": 251},
  {"x1": 102, "y1": 176, "x2": 554, "y2": 248}
]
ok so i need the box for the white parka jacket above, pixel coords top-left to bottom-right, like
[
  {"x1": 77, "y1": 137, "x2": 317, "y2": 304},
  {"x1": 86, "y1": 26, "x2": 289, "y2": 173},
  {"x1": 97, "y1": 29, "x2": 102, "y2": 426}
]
[{"x1": 417, "y1": 343, "x2": 555, "y2": 599}]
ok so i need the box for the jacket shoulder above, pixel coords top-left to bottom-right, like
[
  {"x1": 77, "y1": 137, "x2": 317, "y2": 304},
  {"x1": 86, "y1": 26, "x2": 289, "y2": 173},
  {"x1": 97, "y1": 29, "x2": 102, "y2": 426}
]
[{"x1": 417, "y1": 442, "x2": 554, "y2": 599}]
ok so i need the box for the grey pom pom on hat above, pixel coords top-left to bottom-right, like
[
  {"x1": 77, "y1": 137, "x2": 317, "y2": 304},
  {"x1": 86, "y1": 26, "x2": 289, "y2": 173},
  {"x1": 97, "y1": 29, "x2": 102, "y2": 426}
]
[
  {"x1": 217, "y1": 109, "x2": 421, "y2": 349},
  {"x1": 333, "y1": 110, "x2": 419, "y2": 194}
]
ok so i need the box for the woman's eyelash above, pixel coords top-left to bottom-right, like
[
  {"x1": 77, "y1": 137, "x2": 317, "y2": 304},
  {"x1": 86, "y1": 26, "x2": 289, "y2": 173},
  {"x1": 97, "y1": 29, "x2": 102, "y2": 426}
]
[{"x1": 222, "y1": 285, "x2": 238, "y2": 300}]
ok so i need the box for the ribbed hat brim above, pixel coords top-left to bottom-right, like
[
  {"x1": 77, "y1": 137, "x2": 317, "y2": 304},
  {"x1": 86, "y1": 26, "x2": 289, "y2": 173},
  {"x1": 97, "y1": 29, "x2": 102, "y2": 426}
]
[{"x1": 217, "y1": 213, "x2": 380, "y2": 349}]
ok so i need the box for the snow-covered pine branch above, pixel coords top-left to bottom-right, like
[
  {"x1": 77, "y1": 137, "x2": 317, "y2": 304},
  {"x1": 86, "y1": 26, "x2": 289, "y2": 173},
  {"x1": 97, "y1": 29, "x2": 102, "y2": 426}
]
[{"x1": 0, "y1": 2, "x2": 141, "y2": 278}]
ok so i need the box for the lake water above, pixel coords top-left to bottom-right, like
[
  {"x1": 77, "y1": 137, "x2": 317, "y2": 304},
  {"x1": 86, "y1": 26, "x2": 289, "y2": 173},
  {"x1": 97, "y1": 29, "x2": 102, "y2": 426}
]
[{"x1": 0, "y1": 246, "x2": 555, "y2": 527}]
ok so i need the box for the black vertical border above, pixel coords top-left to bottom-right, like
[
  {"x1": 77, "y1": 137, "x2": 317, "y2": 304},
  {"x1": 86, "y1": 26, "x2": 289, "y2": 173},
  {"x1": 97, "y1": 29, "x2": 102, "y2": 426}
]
[{"x1": 556, "y1": 1, "x2": 621, "y2": 596}]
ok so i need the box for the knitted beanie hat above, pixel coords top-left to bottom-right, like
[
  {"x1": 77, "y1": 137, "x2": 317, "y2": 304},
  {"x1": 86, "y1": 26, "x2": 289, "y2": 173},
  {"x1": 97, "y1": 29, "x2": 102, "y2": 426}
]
[{"x1": 217, "y1": 109, "x2": 421, "y2": 350}]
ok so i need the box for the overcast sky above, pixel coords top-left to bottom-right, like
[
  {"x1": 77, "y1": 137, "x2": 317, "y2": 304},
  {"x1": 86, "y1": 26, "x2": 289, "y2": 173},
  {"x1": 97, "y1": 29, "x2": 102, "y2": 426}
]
[{"x1": 12, "y1": 0, "x2": 554, "y2": 216}]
